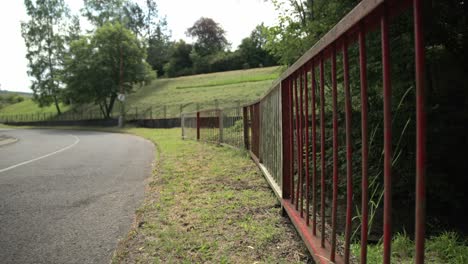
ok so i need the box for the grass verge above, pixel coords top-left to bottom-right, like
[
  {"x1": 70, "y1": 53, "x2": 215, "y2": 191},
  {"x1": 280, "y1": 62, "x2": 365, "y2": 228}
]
[
  {"x1": 351, "y1": 232, "x2": 468, "y2": 263},
  {"x1": 105, "y1": 127, "x2": 312, "y2": 263}
]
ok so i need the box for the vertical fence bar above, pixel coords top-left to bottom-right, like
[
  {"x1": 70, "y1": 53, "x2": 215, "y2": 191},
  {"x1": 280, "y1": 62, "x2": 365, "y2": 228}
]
[
  {"x1": 330, "y1": 46, "x2": 338, "y2": 262},
  {"x1": 299, "y1": 70, "x2": 305, "y2": 216},
  {"x1": 311, "y1": 61, "x2": 318, "y2": 235},
  {"x1": 343, "y1": 37, "x2": 353, "y2": 264},
  {"x1": 293, "y1": 74, "x2": 301, "y2": 209},
  {"x1": 381, "y1": 7, "x2": 393, "y2": 264},
  {"x1": 181, "y1": 114, "x2": 185, "y2": 139},
  {"x1": 282, "y1": 79, "x2": 292, "y2": 200},
  {"x1": 414, "y1": 0, "x2": 426, "y2": 263},
  {"x1": 359, "y1": 23, "x2": 369, "y2": 264},
  {"x1": 196, "y1": 112, "x2": 200, "y2": 141},
  {"x1": 304, "y1": 66, "x2": 310, "y2": 225},
  {"x1": 243, "y1": 107, "x2": 250, "y2": 150},
  {"x1": 219, "y1": 109, "x2": 223, "y2": 145},
  {"x1": 319, "y1": 55, "x2": 326, "y2": 248},
  {"x1": 289, "y1": 78, "x2": 295, "y2": 201}
]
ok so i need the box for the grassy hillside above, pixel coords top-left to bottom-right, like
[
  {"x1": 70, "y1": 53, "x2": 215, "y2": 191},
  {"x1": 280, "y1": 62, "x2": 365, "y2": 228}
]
[
  {"x1": 0, "y1": 66, "x2": 281, "y2": 118},
  {"x1": 124, "y1": 66, "x2": 281, "y2": 116},
  {"x1": 0, "y1": 90, "x2": 33, "y2": 97},
  {"x1": 0, "y1": 99, "x2": 69, "y2": 116}
]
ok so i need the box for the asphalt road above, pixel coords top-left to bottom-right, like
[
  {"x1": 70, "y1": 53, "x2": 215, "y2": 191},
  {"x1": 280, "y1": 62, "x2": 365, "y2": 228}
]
[{"x1": 0, "y1": 129, "x2": 154, "y2": 264}]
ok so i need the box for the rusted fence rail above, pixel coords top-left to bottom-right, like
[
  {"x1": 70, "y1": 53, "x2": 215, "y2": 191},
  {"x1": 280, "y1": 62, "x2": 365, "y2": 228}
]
[{"x1": 182, "y1": 0, "x2": 426, "y2": 263}]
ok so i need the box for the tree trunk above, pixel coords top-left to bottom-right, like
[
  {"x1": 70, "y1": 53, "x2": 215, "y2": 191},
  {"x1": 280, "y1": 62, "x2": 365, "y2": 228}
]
[
  {"x1": 53, "y1": 96, "x2": 61, "y2": 115},
  {"x1": 99, "y1": 102, "x2": 107, "y2": 118},
  {"x1": 106, "y1": 95, "x2": 117, "y2": 119}
]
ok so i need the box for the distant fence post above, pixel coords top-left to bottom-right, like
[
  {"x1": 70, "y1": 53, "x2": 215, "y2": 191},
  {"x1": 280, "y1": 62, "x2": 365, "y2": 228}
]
[
  {"x1": 243, "y1": 106, "x2": 249, "y2": 150},
  {"x1": 218, "y1": 109, "x2": 223, "y2": 145},
  {"x1": 196, "y1": 112, "x2": 200, "y2": 140},
  {"x1": 181, "y1": 113, "x2": 185, "y2": 139}
]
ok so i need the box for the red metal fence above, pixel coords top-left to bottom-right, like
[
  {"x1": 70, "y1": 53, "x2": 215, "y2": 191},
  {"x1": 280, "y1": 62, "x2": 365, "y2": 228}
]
[{"x1": 181, "y1": 0, "x2": 426, "y2": 263}]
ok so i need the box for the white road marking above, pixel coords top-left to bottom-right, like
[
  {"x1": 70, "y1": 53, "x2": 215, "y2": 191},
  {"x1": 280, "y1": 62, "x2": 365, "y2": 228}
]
[{"x1": 0, "y1": 134, "x2": 80, "y2": 174}]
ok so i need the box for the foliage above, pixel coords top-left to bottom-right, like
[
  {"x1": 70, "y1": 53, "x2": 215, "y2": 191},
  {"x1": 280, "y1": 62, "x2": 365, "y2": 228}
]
[
  {"x1": 21, "y1": 0, "x2": 72, "y2": 114},
  {"x1": 163, "y1": 21, "x2": 278, "y2": 77},
  {"x1": 81, "y1": 0, "x2": 125, "y2": 27},
  {"x1": 0, "y1": 94, "x2": 25, "y2": 110},
  {"x1": 186, "y1": 17, "x2": 229, "y2": 56},
  {"x1": 237, "y1": 24, "x2": 278, "y2": 69},
  {"x1": 264, "y1": 0, "x2": 358, "y2": 65},
  {"x1": 351, "y1": 232, "x2": 468, "y2": 263},
  {"x1": 163, "y1": 40, "x2": 193, "y2": 77},
  {"x1": 63, "y1": 22, "x2": 153, "y2": 118}
]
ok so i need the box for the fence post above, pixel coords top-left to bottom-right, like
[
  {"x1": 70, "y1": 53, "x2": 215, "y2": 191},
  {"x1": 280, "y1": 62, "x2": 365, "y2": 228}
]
[
  {"x1": 181, "y1": 113, "x2": 185, "y2": 139},
  {"x1": 281, "y1": 79, "x2": 292, "y2": 200},
  {"x1": 218, "y1": 109, "x2": 223, "y2": 145},
  {"x1": 196, "y1": 112, "x2": 200, "y2": 141},
  {"x1": 243, "y1": 106, "x2": 249, "y2": 150}
]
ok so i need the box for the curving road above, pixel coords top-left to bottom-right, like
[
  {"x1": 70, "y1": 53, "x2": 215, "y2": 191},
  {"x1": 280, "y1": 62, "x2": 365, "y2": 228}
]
[{"x1": 0, "y1": 129, "x2": 154, "y2": 264}]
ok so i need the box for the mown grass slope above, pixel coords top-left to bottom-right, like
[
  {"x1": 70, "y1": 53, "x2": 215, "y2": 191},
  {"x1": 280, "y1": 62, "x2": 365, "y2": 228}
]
[
  {"x1": 0, "y1": 66, "x2": 281, "y2": 118},
  {"x1": 0, "y1": 99, "x2": 69, "y2": 116}
]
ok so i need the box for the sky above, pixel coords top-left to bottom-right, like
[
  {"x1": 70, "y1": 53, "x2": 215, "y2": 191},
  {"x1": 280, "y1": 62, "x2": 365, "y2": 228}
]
[{"x1": 0, "y1": 0, "x2": 279, "y2": 93}]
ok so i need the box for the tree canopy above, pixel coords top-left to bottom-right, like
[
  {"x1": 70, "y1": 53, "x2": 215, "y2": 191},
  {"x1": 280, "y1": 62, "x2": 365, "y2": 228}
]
[
  {"x1": 63, "y1": 22, "x2": 153, "y2": 118},
  {"x1": 186, "y1": 17, "x2": 229, "y2": 56},
  {"x1": 21, "y1": 0, "x2": 72, "y2": 114}
]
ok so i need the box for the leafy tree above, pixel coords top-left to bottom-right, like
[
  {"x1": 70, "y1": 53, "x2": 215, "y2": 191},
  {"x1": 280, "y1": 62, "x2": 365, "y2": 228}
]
[
  {"x1": 84, "y1": 0, "x2": 171, "y2": 77},
  {"x1": 163, "y1": 40, "x2": 193, "y2": 77},
  {"x1": 264, "y1": 0, "x2": 357, "y2": 65},
  {"x1": 238, "y1": 24, "x2": 278, "y2": 68},
  {"x1": 186, "y1": 17, "x2": 229, "y2": 56},
  {"x1": 141, "y1": 0, "x2": 172, "y2": 76},
  {"x1": 21, "y1": 0, "x2": 71, "y2": 114},
  {"x1": 81, "y1": 0, "x2": 124, "y2": 27},
  {"x1": 64, "y1": 22, "x2": 153, "y2": 118}
]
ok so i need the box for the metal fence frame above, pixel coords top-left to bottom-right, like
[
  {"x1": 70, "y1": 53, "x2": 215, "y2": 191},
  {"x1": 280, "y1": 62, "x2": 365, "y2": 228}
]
[{"x1": 181, "y1": 0, "x2": 426, "y2": 263}]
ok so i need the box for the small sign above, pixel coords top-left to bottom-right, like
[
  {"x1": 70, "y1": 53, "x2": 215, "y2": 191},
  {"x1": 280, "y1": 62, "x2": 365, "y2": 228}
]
[{"x1": 117, "y1": 93, "x2": 126, "y2": 102}]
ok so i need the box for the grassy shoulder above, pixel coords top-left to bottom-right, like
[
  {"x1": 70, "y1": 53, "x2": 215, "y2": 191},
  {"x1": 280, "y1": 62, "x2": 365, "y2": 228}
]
[
  {"x1": 111, "y1": 128, "x2": 311, "y2": 263},
  {"x1": 352, "y1": 232, "x2": 468, "y2": 263}
]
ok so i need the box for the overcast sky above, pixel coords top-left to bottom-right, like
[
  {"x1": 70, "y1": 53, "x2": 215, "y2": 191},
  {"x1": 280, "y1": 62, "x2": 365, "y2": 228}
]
[{"x1": 0, "y1": 0, "x2": 279, "y2": 93}]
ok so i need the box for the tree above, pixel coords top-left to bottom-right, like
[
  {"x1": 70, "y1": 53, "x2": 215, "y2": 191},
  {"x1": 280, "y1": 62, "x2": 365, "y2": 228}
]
[
  {"x1": 163, "y1": 40, "x2": 193, "y2": 77},
  {"x1": 264, "y1": 0, "x2": 358, "y2": 65},
  {"x1": 238, "y1": 24, "x2": 278, "y2": 68},
  {"x1": 81, "y1": 0, "x2": 124, "y2": 27},
  {"x1": 140, "y1": 0, "x2": 172, "y2": 76},
  {"x1": 186, "y1": 17, "x2": 229, "y2": 56},
  {"x1": 21, "y1": 0, "x2": 70, "y2": 114},
  {"x1": 64, "y1": 22, "x2": 153, "y2": 118}
]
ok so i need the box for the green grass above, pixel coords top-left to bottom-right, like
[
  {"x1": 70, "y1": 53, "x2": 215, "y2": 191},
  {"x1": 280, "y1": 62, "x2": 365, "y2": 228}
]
[
  {"x1": 105, "y1": 127, "x2": 311, "y2": 263},
  {"x1": 0, "y1": 99, "x2": 69, "y2": 116},
  {"x1": 0, "y1": 66, "x2": 281, "y2": 118},
  {"x1": 124, "y1": 66, "x2": 281, "y2": 116},
  {"x1": 351, "y1": 232, "x2": 468, "y2": 263}
]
